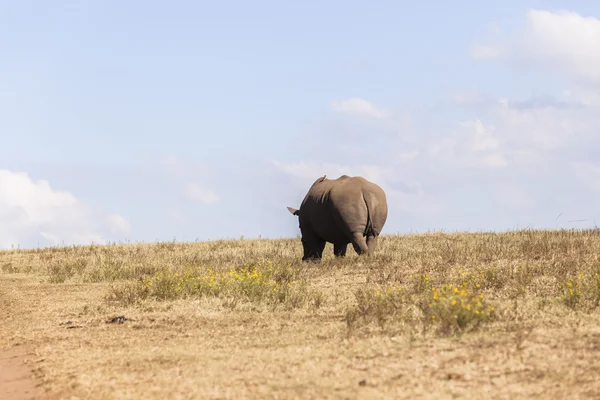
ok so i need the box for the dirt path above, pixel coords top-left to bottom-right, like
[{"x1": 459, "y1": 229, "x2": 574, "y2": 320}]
[{"x1": 0, "y1": 345, "x2": 41, "y2": 400}]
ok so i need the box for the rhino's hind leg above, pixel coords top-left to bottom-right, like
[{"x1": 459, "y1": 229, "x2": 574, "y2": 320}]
[
  {"x1": 334, "y1": 243, "x2": 347, "y2": 257},
  {"x1": 351, "y1": 232, "x2": 369, "y2": 255},
  {"x1": 366, "y1": 235, "x2": 378, "y2": 253}
]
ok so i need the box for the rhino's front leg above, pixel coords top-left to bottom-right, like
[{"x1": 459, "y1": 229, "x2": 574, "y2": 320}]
[
  {"x1": 301, "y1": 235, "x2": 326, "y2": 262},
  {"x1": 334, "y1": 243, "x2": 347, "y2": 257}
]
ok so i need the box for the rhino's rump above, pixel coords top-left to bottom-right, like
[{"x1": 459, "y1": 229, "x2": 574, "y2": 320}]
[
  {"x1": 329, "y1": 187, "x2": 370, "y2": 237},
  {"x1": 360, "y1": 186, "x2": 387, "y2": 236}
]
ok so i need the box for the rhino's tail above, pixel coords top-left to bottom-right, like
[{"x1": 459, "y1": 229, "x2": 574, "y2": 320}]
[{"x1": 362, "y1": 192, "x2": 376, "y2": 237}]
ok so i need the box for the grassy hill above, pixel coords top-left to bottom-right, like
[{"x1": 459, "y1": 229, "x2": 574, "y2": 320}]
[{"x1": 2, "y1": 230, "x2": 600, "y2": 399}]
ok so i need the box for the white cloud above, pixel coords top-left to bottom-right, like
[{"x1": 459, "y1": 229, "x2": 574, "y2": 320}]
[
  {"x1": 453, "y1": 16, "x2": 600, "y2": 224},
  {"x1": 430, "y1": 118, "x2": 508, "y2": 169},
  {"x1": 472, "y1": 9, "x2": 600, "y2": 84},
  {"x1": 331, "y1": 97, "x2": 389, "y2": 119},
  {"x1": 562, "y1": 88, "x2": 600, "y2": 106},
  {"x1": 183, "y1": 183, "x2": 220, "y2": 205},
  {"x1": 108, "y1": 214, "x2": 131, "y2": 234},
  {"x1": 443, "y1": 87, "x2": 600, "y2": 172},
  {"x1": 157, "y1": 156, "x2": 220, "y2": 206},
  {"x1": 0, "y1": 170, "x2": 130, "y2": 249},
  {"x1": 461, "y1": 119, "x2": 499, "y2": 152}
]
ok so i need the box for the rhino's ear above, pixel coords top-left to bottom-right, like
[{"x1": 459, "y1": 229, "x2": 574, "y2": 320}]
[{"x1": 287, "y1": 207, "x2": 300, "y2": 216}]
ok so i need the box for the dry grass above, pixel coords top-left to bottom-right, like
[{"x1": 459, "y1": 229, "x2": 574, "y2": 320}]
[{"x1": 2, "y1": 230, "x2": 600, "y2": 398}]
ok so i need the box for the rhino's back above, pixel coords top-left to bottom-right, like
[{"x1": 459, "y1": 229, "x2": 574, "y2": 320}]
[{"x1": 302, "y1": 175, "x2": 364, "y2": 210}]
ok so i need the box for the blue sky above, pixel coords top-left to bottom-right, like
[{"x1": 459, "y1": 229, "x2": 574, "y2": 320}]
[{"x1": 2, "y1": 1, "x2": 600, "y2": 249}]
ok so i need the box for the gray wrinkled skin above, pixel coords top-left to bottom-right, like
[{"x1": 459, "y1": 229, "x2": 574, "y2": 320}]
[{"x1": 287, "y1": 175, "x2": 388, "y2": 262}]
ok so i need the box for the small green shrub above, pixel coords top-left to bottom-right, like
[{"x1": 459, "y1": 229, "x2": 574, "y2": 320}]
[
  {"x1": 345, "y1": 286, "x2": 408, "y2": 331},
  {"x1": 105, "y1": 261, "x2": 321, "y2": 310},
  {"x1": 424, "y1": 283, "x2": 496, "y2": 335},
  {"x1": 345, "y1": 280, "x2": 497, "y2": 337},
  {"x1": 560, "y1": 268, "x2": 600, "y2": 311},
  {"x1": 47, "y1": 259, "x2": 88, "y2": 283},
  {"x1": 1, "y1": 262, "x2": 17, "y2": 273}
]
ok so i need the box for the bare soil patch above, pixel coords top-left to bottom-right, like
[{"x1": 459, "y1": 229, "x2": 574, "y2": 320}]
[{"x1": 0, "y1": 345, "x2": 41, "y2": 400}]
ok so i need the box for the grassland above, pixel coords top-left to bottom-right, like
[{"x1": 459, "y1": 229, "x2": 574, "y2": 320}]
[{"x1": 2, "y1": 230, "x2": 600, "y2": 399}]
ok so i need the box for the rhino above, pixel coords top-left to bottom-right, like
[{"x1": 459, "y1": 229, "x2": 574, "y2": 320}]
[{"x1": 287, "y1": 175, "x2": 388, "y2": 261}]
